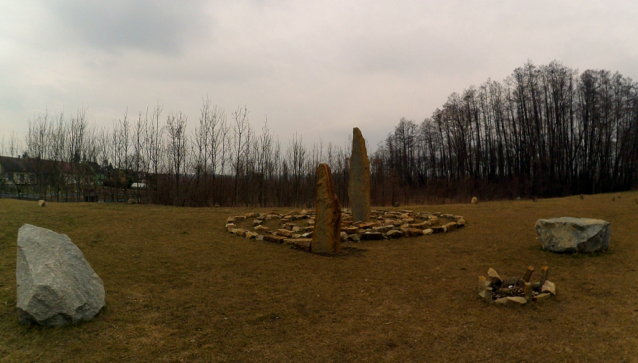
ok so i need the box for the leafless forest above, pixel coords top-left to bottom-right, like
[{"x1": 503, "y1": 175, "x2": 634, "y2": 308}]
[{"x1": 3, "y1": 61, "x2": 638, "y2": 207}]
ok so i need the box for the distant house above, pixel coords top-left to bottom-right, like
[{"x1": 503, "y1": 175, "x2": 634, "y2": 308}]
[
  {"x1": 0, "y1": 156, "x2": 37, "y2": 198},
  {"x1": 131, "y1": 182, "x2": 146, "y2": 189},
  {"x1": 0, "y1": 157, "x2": 33, "y2": 182},
  {"x1": 0, "y1": 156, "x2": 103, "y2": 201}
]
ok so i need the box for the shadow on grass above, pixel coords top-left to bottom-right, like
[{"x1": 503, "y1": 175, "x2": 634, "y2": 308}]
[
  {"x1": 533, "y1": 245, "x2": 613, "y2": 258},
  {"x1": 304, "y1": 246, "x2": 368, "y2": 258}
]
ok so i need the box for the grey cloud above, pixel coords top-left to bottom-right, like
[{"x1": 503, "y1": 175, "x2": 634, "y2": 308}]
[
  {"x1": 46, "y1": 0, "x2": 210, "y2": 54},
  {"x1": 341, "y1": 27, "x2": 489, "y2": 79}
]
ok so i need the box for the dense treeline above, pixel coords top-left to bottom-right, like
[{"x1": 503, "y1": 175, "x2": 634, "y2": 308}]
[
  {"x1": 373, "y1": 61, "x2": 638, "y2": 204},
  {"x1": 2, "y1": 61, "x2": 637, "y2": 207}
]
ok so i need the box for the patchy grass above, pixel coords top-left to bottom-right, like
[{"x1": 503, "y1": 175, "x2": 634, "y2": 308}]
[{"x1": 1, "y1": 192, "x2": 638, "y2": 362}]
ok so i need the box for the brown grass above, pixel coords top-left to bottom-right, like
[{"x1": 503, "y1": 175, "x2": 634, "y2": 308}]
[{"x1": 1, "y1": 193, "x2": 638, "y2": 362}]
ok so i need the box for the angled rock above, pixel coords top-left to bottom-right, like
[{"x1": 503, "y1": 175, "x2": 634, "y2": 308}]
[
  {"x1": 311, "y1": 164, "x2": 342, "y2": 254},
  {"x1": 348, "y1": 127, "x2": 371, "y2": 223},
  {"x1": 17, "y1": 224, "x2": 105, "y2": 327},
  {"x1": 535, "y1": 217, "x2": 610, "y2": 253}
]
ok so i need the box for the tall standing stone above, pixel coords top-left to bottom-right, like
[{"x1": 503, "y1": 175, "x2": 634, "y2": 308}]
[
  {"x1": 348, "y1": 127, "x2": 371, "y2": 222},
  {"x1": 312, "y1": 164, "x2": 342, "y2": 254}
]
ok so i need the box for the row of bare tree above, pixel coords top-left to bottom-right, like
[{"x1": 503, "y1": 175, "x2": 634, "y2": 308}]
[
  {"x1": 12, "y1": 100, "x2": 353, "y2": 207},
  {"x1": 372, "y1": 61, "x2": 638, "y2": 204},
  {"x1": 5, "y1": 61, "x2": 637, "y2": 206}
]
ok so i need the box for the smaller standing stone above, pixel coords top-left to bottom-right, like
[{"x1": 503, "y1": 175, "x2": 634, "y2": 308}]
[
  {"x1": 311, "y1": 164, "x2": 342, "y2": 254},
  {"x1": 471, "y1": 197, "x2": 478, "y2": 204},
  {"x1": 38, "y1": 200, "x2": 46, "y2": 207}
]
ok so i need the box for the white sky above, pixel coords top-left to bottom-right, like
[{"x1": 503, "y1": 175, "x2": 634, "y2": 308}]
[{"x1": 1, "y1": 0, "x2": 637, "y2": 151}]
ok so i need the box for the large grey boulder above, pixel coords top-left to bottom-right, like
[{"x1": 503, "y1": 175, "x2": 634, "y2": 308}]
[
  {"x1": 535, "y1": 217, "x2": 610, "y2": 253},
  {"x1": 17, "y1": 224, "x2": 105, "y2": 327}
]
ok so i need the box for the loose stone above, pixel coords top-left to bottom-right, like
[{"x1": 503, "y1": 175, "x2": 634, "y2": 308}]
[
  {"x1": 386, "y1": 230, "x2": 404, "y2": 239},
  {"x1": 488, "y1": 268, "x2": 502, "y2": 285},
  {"x1": 360, "y1": 232, "x2": 384, "y2": 241},
  {"x1": 263, "y1": 235, "x2": 286, "y2": 243},
  {"x1": 534, "y1": 293, "x2": 551, "y2": 302},
  {"x1": 541, "y1": 280, "x2": 556, "y2": 295}
]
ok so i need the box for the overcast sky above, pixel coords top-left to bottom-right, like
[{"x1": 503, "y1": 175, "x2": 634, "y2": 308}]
[{"x1": 1, "y1": 0, "x2": 637, "y2": 152}]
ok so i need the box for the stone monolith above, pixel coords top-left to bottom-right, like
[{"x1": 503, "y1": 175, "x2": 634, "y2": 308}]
[
  {"x1": 348, "y1": 127, "x2": 371, "y2": 222},
  {"x1": 17, "y1": 224, "x2": 105, "y2": 326},
  {"x1": 312, "y1": 164, "x2": 341, "y2": 254}
]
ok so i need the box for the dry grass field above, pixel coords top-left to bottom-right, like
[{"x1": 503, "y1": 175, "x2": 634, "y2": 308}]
[{"x1": 1, "y1": 192, "x2": 638, "y2": 362}]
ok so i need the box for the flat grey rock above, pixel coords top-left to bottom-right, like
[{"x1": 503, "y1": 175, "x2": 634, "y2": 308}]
[
  {"x1": 17, "y1": 224, "x2": 105, "y2": 327},
  {"x1": 535, "y1": 217, "x2": 610, "y2": 253}
]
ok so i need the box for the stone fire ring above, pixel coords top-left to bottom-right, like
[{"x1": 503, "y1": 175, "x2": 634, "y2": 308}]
[{"x1": 479, "y1": 266, "x2": 556, "y2": 306}]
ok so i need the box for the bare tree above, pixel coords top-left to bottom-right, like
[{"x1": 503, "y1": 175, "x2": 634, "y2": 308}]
[
  {"x1": 166, "y1": 112, "x2": 188, "y2": 206},
  {"x1": 144, "y1": 104, "x2": 164, "y2": 203},
  {"x1": 286, "y1": 132, "x2": 306, "y2": 207},
  {"x1": 230, "y1": 106, "x2": 251, "y2": 206}
]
